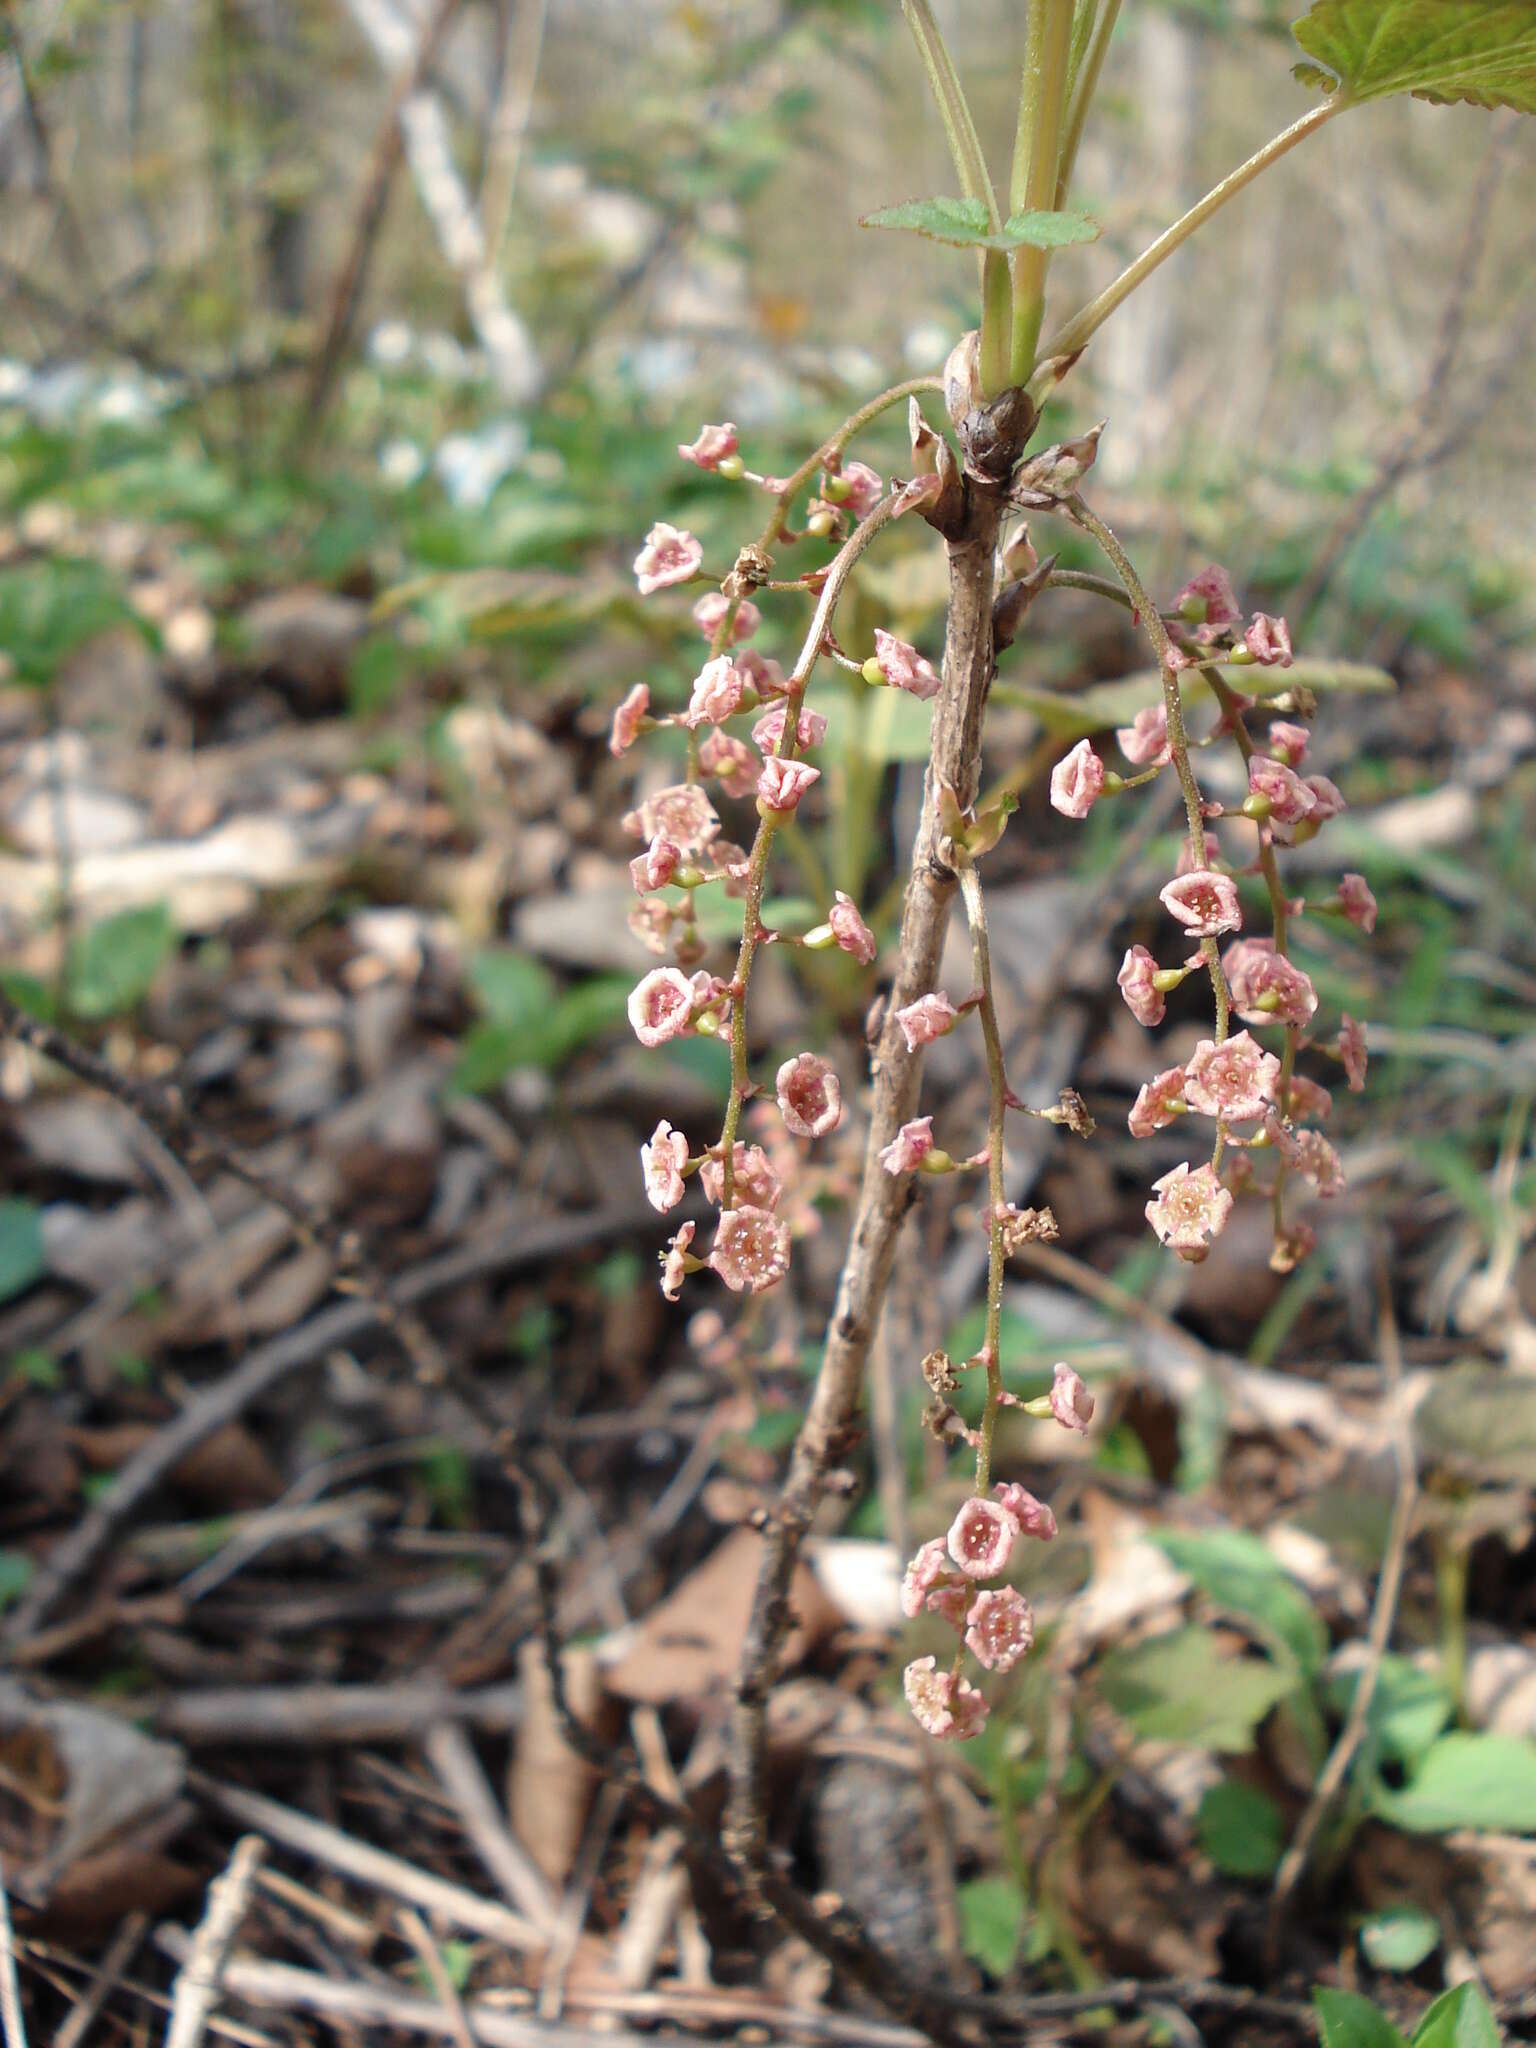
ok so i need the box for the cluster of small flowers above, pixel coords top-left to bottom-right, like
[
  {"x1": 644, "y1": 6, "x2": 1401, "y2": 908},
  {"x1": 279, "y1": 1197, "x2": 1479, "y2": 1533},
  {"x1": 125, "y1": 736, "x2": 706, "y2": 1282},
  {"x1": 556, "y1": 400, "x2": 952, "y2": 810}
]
[
  {"x1": 900, "y1": 1360, "x2": 1092, "y2": 1740},
  {"x1": 617, "y1": 426, "x2": 942, "y2": 1303},
  {"x1": 1048, "y1": 565, "x2": 1373, "y2": 1268}
]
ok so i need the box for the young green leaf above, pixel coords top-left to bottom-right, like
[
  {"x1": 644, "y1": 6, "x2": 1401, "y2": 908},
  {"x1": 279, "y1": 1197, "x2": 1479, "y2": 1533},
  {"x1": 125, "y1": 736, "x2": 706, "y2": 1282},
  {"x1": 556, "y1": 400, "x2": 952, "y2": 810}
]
[
  {"x1": 68, "y1": 903, "x2": 178, "y2": 1019},
  {"x1": 0, "y1": 1200, "x2": 47, "y2": 1307},
  {"x1": 1408, "y1": 1983, "x2": 1500, "y2": 2048},
  {"x1": 1371, "y1": 1730, "x2": 1536, "y2": 1833},
  {"x1": 1097, "y1": 1626, "x2": 1298, "y2": 1753},
  {"x1": 1323, "y1": 1655, "x2": 1452, "y2": 1770},
  {"x1": 1358, "y1": 1904, "x2": 1441, "y2": 1974},
  {"x1": 957, "y1": 1875, "x2": 1026, "y2": 1978},
  {"x1": 1292, "y1": 1, "x2": 1536, "y2": 111},
  {"x1": 1314, "y1": 1987, "x2": 1410, "y2": 2048},
  {"x1": 861, "y1": 196, "x2": 1097, "y2": 253},
  {"x1": 1153, "y1": 1526, "x2": 1328, "y2": 1675},
  {"x1": 1196, "y1": 1777, "x2": 1286, "y2": 1878}
]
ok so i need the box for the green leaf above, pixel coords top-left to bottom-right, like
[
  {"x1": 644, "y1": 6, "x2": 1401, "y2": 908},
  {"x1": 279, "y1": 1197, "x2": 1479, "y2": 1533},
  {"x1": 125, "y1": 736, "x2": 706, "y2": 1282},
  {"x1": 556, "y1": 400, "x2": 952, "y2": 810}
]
[
  {"x1": 1372, "y1": 1731, "x2": 1536, "y2": 1833},
  {"x1": 466, "y1": 947, "x2": 556, "y2": 1026},
  {"x1": 861, "y1": 195, "x2": 1098, "y2": 253},
  {"x1": 1314, "y1": 1988, "x2": 1410, "y2": 2048},
  {"x1": 1153, "y1": 1527, "x2": 1328, "y2": 1675},
  {"x1": 1196, "y1": 1778, "x2": 1285, "y2": 1878},
  {"x1": 1415, "y1": 1365, "x2": 1536, "y2": 1486},
  {"x1": 1409, "y1": 1984, "x2": 1500, "y2": 2048},
  {"x1": 0, "y1": 1550, "x2": 34, "y2": 1613},
  {"x1": 1292, "y1": 1, "x2": 1536, "y2": 110},
  {"x1": 1359, "y1": 1904, "x2": 1441, "y2": 1974},
  {"x1": 957, "y1": 1875, "x2": 1025, "y2": 1978},
  {"x1": 0, "y1": 1199, "x2": 47, "y2": 1307},
  {"x1": 1323, "y1": 1655, "x2": 1453, "y2": 1769},
  {"x1": 1098, "y1": 1627, "x2": 1298, "y2": 1753},
  {"x1": 68, "y1": 902, "x2": 177, "y2": 1019}
]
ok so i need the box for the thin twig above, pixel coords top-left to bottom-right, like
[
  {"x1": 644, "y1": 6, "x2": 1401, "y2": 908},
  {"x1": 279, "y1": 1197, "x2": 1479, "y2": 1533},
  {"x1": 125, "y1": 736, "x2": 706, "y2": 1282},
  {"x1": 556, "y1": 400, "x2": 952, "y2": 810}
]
[
  {"x1": 397, "y1": 1909, "x2": 479, "y2": 2048},
  {"x1": 165, "y1": 1835, "x2": 266, "y2": 2048},
  {"x1": 424, "y1": 1721, "x2": 560, "y2": 1934},
  {"x1": 53, "y1": 1912, "x2": 148, "y2": 2048},
  {"x1": 1267, "y1": 1244, "x2": 1418, "y2": 1946},
  {"x1": 0, "y1": 1856, "x2": 27, "y2": 2048},
  {"x1": 478, "y1": 0, "x2": 547, "y2": 265}
]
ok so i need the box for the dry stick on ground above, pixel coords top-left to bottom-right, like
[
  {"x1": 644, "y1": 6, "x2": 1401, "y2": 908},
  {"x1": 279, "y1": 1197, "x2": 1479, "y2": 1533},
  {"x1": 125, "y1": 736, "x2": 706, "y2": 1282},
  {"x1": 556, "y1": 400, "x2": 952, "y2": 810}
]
[
  {"x1": 396, "y1": 1909, "x2": 479, "y2": 2048},
  {"x1": 0, "y1": 1199, "x2": 651, "y2": 1650},
  {"x1": 424, "y1": 1720, "x2": 560, "y2": 1934},
  {"x1": 478, "y1": 0, "x2": 547, "y2": 267},
  {"x1": 297, "y1": 0, "x2": 465, "y2": 437},
  {"x1": 1267, "y1": 1244, "x2": 1419, "y2": 1948},
  {"x1": 729, "y1": 386, "x2": 1034, "y2": 1869},
  {"x1": 1290, "y1": 116, "x2": 1512, "y2": 631},
  {"x1": 165, "y1": 1834, "x2": 266, "y2": 2048},
  {"x1": 52, "y1": 1912, "x2": 150, "y2": 2048},
  {"x1": 0, "y1": 1856, "x2": 26, "y2": 2048}
]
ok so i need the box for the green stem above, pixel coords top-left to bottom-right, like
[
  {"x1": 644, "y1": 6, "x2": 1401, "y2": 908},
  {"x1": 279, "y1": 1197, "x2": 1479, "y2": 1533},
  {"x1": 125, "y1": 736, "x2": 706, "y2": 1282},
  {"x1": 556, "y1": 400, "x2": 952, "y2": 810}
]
[
  {"x1": 1031, "y1": 100, "x2": 1342, "y2": 391},
  {"x1": 757, "y1": 375, "x2": 942, "y2": 551},
  {"x1": 959, "y1": 862, "x2": 1008, "y2": 1496},
  {"x1": 1009, "y1": 0, "x2": 1075, "y2": 386},
  {"x1": 1054, "y1": 0, "x2": 1120, "y2": 210},
  {"x1": 980, "y1": 248, "x2": 1014, "y2": 401}
]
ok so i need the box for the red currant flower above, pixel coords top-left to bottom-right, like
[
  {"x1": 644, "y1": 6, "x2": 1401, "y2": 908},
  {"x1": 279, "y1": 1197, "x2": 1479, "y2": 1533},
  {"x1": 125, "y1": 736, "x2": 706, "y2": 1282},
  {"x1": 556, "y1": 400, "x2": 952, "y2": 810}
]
[
  {"x1": 1244, "y1": 612, "x2": 1293, "y2": 667},
  {"x1": 1248, "y1": 754, "x2": 1316, "y2": 824},
  {"x1": 1049, "y1": 1360, "x2": 1095, "y2": 1433},
  {"x1": 677, "y1": 422, "x2": 738, "y2": 469},
  {"x1": 1117, "y1": 703, "x2": 1170, "y2": 767},
  {"x1": 776, "y1": 1051, "x2": 842, "y2": 1138},
  {"x1": 1339, "y1": 1014, "x2": 1368, "y2": 1093},
  {"x1": 948, "y1": 1496, "x2": 1016, "y2": 1578},
  {"x1": 752, "y1": 702, "x2": 827, "y2": 753},
  {"x1": 630, "y1": 835, "x2": 682, "y2": 894},
  {"x1": 1267, "y1": 720, "x2": 1310, "y2": 765},
  {"x1": 1286, "y1": 1075, "x2": 1333, "y2": 1120},
  {"x1": 1270, "y1": 1222, "x2": 1317, "y2": 1274},
  {"x1": 640, "y1": 1120, "x2": 689, "y2": 1212},
  {"x1": 1290, "y1": 1127, "x2": 1346, "y2": 1197},
  {"x1": 682, "y1": 654, "x2": 746, "y2": 730},
  {"x1": 757, "y1": 756, "x2": 820, "y2": 813},
  {"x1": 660, "y1": 1220, "x2": 696, "y2": 1301},
  {"x1": 707, "y1": 1205, "x2": 791, "y2": 1293},
  {"x1": 993, "y1": 1482, "x2": 1057, "y2": 1540},
  {"x1": 627, "y1": 967, "x2": 695, "y2": 1046},
  {"x1": 698, "y1": 731, "x2": 760, "y2": 798},
  {"x1": 903, "y1": 1656, "x2": 988, "y2": 1740},
  {"x1": 1222, "y1": 939, "x2": 1318, "y2": 1028},
  {"x1": 623, "y1": 782, "x2": 720, "y2": 855},
  {"x1": 965, "y1": 1587, "x2": 1035, "y2": 1672},
  {"x1": 1338, "y1": 873, "x2": 1378, "y2": 934},
  {"x1": 691, "y1": 590, "x2": 760, "y2": 642},
  {"x1": 697, "y1": 1143, "x2": 783, "y2": 1210},
  {"x1": 1146, "y1": 1161, "x2": 1234, "y2": 1259},
  {"x1": 879, "y1": 1116, "x2": 933, "y2": 1175},
  {"x1": 1174, "y1": 565, "x2": 1241, "y2": 634},
  {"x1": 1182, "y1": 1030, "x2": 1281, "y2": 1121},
  {"x1": 1050, "y1": 738, "x2": 1106, "y2": 820},
  {"x1": 1117, "y1": 944, "x2": 1166, "y2": 1028},
  {"x1": 1160, "y1": 868, "x2": 1242, "y2": 937},
  {"x1": 627, "y1": 898, "x2": 674, "y2": 956},
  {"x1": 871, "y1": 628, "x2": 940, "y2": 700},
  {"x1": 609, "y1": 682, "x2": 650, "y2": 756},
  {"x1": 738, "y1": 649, "x2": 786, "y2": 696},
  {"x1": 831, "y1": 460, "x2": 883, "y2": 517},
  {"x1": 1129, "y1": 1065, "x2": 1187, "y2": 1138},
  {"x1": 828, "y1": 890, "x2": 876, "y2": 965},
  {"x1": 894, "y1": 991, "x2": 960, "y2": 1051},
  {"x1": 899, "y1": 1538, "x2": 951, "y2": 1619},
  {"x1": 633, "y1": 521, "x2": 702, "y2": 595},
  {"x1": 927, "y1": 1583, "x2": 970, "y2": 1627}
]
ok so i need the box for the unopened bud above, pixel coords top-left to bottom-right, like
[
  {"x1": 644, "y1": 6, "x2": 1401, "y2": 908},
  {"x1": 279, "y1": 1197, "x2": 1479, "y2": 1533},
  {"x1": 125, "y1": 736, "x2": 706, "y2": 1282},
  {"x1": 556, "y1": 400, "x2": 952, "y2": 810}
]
[
  {"x1": 1011, "y1": 421, "x2": 1104, "y2": 505},
  {"x1": 1002, "y1": 524, "x2": 1038, "y2": 579},
  {"x1": 908, "y1": 395, "x2": 940, "y2": 476},
  {"x1": 943, "y1": 329, "x2": 983, "y2": 427}
]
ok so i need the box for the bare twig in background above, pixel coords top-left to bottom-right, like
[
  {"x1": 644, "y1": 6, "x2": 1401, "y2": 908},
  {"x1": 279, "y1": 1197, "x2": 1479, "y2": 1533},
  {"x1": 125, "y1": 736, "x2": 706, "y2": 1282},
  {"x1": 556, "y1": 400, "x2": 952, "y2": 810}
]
[
  {"x1": 1291, "y1": 117, "x2": 1513, "y2": 629},
  {"x1": 1267, "y1": 1244, "x2": 1419, "y2": 1948},
  {"x1": 0, "y1": 1857, "x2": 26, "y2": 2048},
  {"x1": 158, "y1": 1682, "x2": 522, "y2": 1748},
  {"x1": 52, "y1": 1913, "x2": 148, "y2": 2048},
  {"x1": 165, "y1": 1835, "x2": 265, "y2": 2048},
  {"x1": 396, "y1": 1908, "x2": 479, "y2": 2048},
  {"x1": 424, "y1": 1720, "x2": 560, "y2": 1933},
  {"x1": 479, "y1": 0, "x2": 547, "y2": 267}
]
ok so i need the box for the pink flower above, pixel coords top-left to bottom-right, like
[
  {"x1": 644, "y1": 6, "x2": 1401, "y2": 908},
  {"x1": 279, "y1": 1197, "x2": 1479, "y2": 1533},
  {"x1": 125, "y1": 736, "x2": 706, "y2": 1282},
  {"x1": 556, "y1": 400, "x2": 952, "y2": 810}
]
[
  {"x1": 900, "y1": 1538, "x2": 950, "y2": 1619},
  {"x1": 1222, "y1": 940, "x2": 1318, "y2": 1028},
  {"x1": 871, "y1": 628, "x2": 940, "y2": 700},
  {"x1": 1160, "y1": 869, "x2": 1242, "y2": 937},
  {"x1": 776, "y1": 1051, "x2": 842, "y2": 1138},
  {"x1": 698, "y1": 731, "x2": 760, "y2": 798},
  {"x1": 1244, "y1": 612, "x2": 1293, "y2": 667},
  {"x1": 1146, "y1": 1161, "x2": 1234, "y2": 1259},
  {"x1": 627, "y1": 898, "x2": 674, "y2": 955},
  {"x1": 627, "y1": 967, "x2": 695, "y2": 1046},
  {"x1": 641, "y1": 1120, "x2": 689, "y2": 1211},
  {"x1": 828, "y1": 891, "x2": 875, "y2": 965},
  {"x1": 903, "y1": 1656, "x2": 988, "y2": 1741},
  {"x1": 1248, "y1": 755, "x2": 1316, "y2": 825},
  {"x1": 879, "y1": 1116, "x2": 933, "y2": 1175},
  {"x1": 894, "y1": 991, "x2": 960, "y2": 1051},
  {"x1": 697, "y1": 1143, "x2": 783, "y2": 1210},
  {"x1": 1117, "y1": 704, "x2": 1170, "y2": 767},
  {"x1": 738, "y1": 649, "x2": 786, "y2": 697},
  {"x1": 1129, "y1": 1065, "x2": 1187, "y2": 1138},
  {"x1": 609, "y1": 682, "x2": 650, "y2": 755},
  {"x1": 707, "y1": 1206, "x2": 791, "y2": 1293},
  {"x1": 1049, "y1": 1361, "x2": 1095, "y2": 1434},
  {"x1": 1175, "y1": 565, "x2": 1240, "y2": 632},
  {"x1": 752, "y1": 702, "x2": 827, "y2": 753},
  {"x1": 948, "y1": 1496, "x2": 1016, "y2": 1579},
  {"x1": 661, "y1": 1220, "x2": 695, "y2": 1301},
  {"x1": 1267, "y1": 721, "x2": 1310, "y2": 765},
  {"x1": 1338, "y1": 873, "x2": 1377, "y2": 934},
  {"x1": 691, "y1": 591, "x2": 760, "y2": 643},
  {"x1": 630, "y1": 835, "x2": 682, "y2": 894},
  {"x1": 1339, "y1": 1015, "x2": 1368, "y2": 1093},
  {"x1": 965, "y1": 1587, "x2": 1034, "y2": 1672},
  {"x1": 1117, "y1": 945, "x2": 1166, "y2": 1028},
  {"x1": 831, "y1": 460, "x2": 883, "y2": 517},
  {"x1": 682, "y1": 654, "x2": 746, "y2": 729},
  {"x1": 1303, "y1": 775, "x2": 1347, "y2": 823},
  {"x1": 1286, "y1": 1075, "x2": 1333, "y2": 1121},
  {"x1": 1050, "y1": 738, "x2": 1106, "y2": 820},
  {"x1": 1270, "y1": 1222, "x2": 1317, "y2": 1274},
  {"x1": 624, "y1": 782, "x2": 720, "y2": 855},
  {"x1": 1182, "y1": 1030, "x2": 1281, "y2": 1121},
  {"x1": 927, "y1": 1583, "x2": 970, "y2": 1628},
  {"x1": 634, "y1": 522, "x2": 702, "y2": 595},
  {"x1": 678, "y1": 422, "x2": 739, "y2": 470},
  {"x1": 1290, "y1": 1128, "x2": 1345, "y2": 1197},
  {"x1": 757, "y1": 757, "x2": 821, "y2": 813},
  {"x1": 993, "y1": 1483, "x2": 1057, "y2": 1541}
]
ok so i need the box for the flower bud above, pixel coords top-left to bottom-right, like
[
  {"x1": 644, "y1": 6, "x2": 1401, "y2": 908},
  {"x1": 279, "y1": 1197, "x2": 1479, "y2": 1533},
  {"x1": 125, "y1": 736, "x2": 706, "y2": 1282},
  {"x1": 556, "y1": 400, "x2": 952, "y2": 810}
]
[{"x1": 943, "y1": 329, "x2": 983, "y2": 427}]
